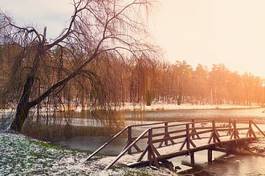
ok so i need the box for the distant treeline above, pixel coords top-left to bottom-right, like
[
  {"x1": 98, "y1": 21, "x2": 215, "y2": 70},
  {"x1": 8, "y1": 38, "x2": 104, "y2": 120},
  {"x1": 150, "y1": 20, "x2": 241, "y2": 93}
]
[{"x1": 0, "y1": 43, "x2": 264, "y2": 110}]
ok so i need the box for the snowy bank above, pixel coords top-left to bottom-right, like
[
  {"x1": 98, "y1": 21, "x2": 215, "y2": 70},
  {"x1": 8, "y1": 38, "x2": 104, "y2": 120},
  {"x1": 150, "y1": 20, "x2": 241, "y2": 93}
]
[
  {"x1": 0, "y1": 103, "x2": 260, "y2": 114},
  {"x1": 115, "y1": 103, "x2": 261, "y2": 112},
  {"x1": 0, "y1": 133, "x2": 176, "y2": 176}
]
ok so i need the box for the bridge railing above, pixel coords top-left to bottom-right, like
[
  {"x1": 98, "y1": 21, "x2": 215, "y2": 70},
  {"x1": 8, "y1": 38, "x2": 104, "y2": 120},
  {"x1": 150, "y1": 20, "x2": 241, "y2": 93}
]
[{"x1": 87, "y1": 119, "x2": 265, "y2": 169}]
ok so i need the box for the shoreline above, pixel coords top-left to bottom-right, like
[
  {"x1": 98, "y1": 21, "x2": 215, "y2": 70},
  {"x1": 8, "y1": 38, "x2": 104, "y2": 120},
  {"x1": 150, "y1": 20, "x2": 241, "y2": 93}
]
[
  {"x1": 0, "y1": 104, "x2": 262, "y2": 114},
  {"x1": 121, "y1": 106, "x2": 263, "y2": 113},
  {"x1": 113, "y1": 103, "x2": 262, "y2": 112}
]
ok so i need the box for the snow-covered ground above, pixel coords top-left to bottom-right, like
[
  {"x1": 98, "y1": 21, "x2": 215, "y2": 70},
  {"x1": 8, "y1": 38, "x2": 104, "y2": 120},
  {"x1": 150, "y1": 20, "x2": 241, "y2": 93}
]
[
  {"x1": 0, "y1": 133, "x2": 176, "y2": 176},
  {"x1": 115, "y1": 103, "x2": 261, "y2": 112},
  {"x1": 0, "y1": 103, "x2": 260, "y2": 114},
  {"x1": 73, "y1": 103, "x2": 261, "y2": 112}
]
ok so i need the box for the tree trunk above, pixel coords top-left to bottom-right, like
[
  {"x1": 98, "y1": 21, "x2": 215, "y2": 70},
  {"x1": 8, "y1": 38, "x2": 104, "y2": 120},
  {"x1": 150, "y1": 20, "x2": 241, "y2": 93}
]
[
  {"x1": 9, "y1": 75, "x2": 34, "y2": 131},
  {"x1": 10, "y1": 101, "x2": 30, "y2": 132},
  {"x1": 9, "y1": 70, "x2": 37, "y2": 131}
]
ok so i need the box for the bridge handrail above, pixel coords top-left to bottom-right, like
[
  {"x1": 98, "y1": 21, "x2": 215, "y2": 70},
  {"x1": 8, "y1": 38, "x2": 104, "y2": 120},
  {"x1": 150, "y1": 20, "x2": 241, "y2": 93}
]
[
  {"x1": 105, "y1": 128, "x2": 150, "y2": 169},
  {"x1": 252, "y1": 120, "x2": 265, "y2": 137},
  {"x1": 86, "y1": 121, "x2": 174, "y2": 160},
  {"x1": 88, "y1": 119, "x2": 265, "y2": 169},
  {"x1": 86, "y1": 126, "x2": 129, "y2": 160}
]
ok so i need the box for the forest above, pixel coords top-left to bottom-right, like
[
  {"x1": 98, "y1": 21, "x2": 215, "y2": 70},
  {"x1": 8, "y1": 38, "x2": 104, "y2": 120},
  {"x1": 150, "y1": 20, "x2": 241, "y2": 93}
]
[{"x1": 0, "y1": 43, "x2": 264, "y2": 111}]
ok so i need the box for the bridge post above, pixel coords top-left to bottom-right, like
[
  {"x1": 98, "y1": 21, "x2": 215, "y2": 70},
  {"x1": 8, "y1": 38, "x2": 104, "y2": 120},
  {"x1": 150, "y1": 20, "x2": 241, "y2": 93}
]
[
  {"x1": 191, "y1": 119, "x2": 200, "y2": 139},
  {"x1": 180, "y1": 123, "x2": 196, "y2": 150},
  {"x1": 186, "y1": 124, "x2": 190, "y2": 150},
  {"x1": 159, "y1": 122, "x2": 175, "y2": 147},
  {"x1": 165, "y1": 122, "x2": 169, "y2": 146},
  {"x1": 186, "y1": 123, "x2": 195, "y2": 166},
  {"x1": 191, "y1": 119, "x2": 195, "y2": 139},
  {"x1": 231, "y1": 120, "x2": 239, "y2": 139},
  {"x1": 208, "y1": 149, "x2": 213, "y2": 163},
  {"x1": 128, "y1": 126, "x2": 132, "y2": 154},
  {"x1": 208, "y1": 120, "x2": 220, "y2": 144},
  {"x1": 190, "y1": 152, "x2": 195, "y2": 166},
  {"x1": 212, "y1": 121, "x2": 216, "y2": 143},
  {"x1": 147, "y1": 128, "x2": 152, "y2": 160},
  {"x1": 247, "y1": 120, "x2": 256, "y2": 139},
  {"x1": 227, "y1": 119, "x2": 233, "y2": 135},
  {"x1": 147, "y1": 128, "x2": 160, "y2": 167}
]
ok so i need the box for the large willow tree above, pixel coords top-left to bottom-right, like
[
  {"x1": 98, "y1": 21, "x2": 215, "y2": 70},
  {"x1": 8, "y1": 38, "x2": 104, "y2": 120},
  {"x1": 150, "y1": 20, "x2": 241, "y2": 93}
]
[{"x1": 0, "y1": 0, "x2": 153, "y2": 132}]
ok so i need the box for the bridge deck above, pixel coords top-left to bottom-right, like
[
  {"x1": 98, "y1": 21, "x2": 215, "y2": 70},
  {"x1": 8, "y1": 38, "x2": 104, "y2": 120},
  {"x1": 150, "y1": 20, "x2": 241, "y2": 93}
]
[{"x1": 86, "y1": 119, "x2": 265, "y2": 169}]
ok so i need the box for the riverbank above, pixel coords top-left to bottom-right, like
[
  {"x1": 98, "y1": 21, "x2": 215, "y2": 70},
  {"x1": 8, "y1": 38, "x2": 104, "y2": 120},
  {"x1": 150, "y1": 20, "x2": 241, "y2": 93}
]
[
  {"x1": 117, "y1": 103, "x2": 261, "y2": 112},
  {"x1": 0, "y1": 132, "x2": 176, "y2": 176},
  {"x1": 0, "y1": 104, "x2": 261, "y2": 116}
]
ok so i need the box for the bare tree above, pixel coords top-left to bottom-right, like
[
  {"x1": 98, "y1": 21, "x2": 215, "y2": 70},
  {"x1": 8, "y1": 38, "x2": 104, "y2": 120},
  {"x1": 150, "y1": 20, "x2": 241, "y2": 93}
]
[{"x1": 0, "y1": 0, "x2": 153, "y2": 132}]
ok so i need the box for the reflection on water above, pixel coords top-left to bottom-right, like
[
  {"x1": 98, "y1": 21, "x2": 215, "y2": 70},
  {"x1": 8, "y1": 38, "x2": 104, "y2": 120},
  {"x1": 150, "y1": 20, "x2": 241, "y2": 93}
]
[
  {"x1": 125, "y1": 108, "x2": 265, "y2": 121},
  {"x1": 205, "y1": 155, "x2": 265, "y2": 176}
]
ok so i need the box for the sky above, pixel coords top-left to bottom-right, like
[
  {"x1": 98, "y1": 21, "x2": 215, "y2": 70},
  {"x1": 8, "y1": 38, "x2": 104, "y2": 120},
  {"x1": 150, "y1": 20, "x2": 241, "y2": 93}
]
[{"x1": 1, "y1": 0, "x2": 265, "y2": 76}]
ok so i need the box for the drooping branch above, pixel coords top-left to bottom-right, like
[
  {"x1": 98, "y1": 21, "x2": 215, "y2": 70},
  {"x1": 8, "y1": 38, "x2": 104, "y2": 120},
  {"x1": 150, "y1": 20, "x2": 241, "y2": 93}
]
[
  {"x1": 28, "y1": 0, "x2": 153, "y2": 108},
  {"x1": 45, "y1": 0, "x2": 90, "y2": 49}
]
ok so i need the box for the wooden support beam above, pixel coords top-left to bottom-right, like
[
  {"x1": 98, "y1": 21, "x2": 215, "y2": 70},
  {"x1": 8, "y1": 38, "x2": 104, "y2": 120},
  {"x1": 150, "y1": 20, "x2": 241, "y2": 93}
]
[
  {"x1": 213, "y1": 147, "x2": 227, "y2": 153},
  {"x1": 227, "y1": 119, "x2": 233, "y2": 136},
  {"x1": 86, "y1": 126, "x2": 128, "y2": 161},
  {"x1": 191, "y1": 119, "x2": 201, "y2": 139},
  {"x1": 137, "y1": 145, "x2": 149, "y2": 162},
  {"x1": 208, "y1": 121, "x2": 221, "y2": 144},
  {"x1": 246, "y1": 120, "x2": 257, "y2": 139},
  {"x1": 147, "y1": 129, "x2": 152, "y2": 161},
  {"x1": 128, "y1": 126, "x2": 132, "y2": 154},
  {"x1": 165, "y1": 122, "x2": 169, "y2": 146},
  {"x1": 158, "y1": 122, "x2": 175, "y2": 147},
  {"x1": 180, "y1": 124, "x2": 196, "y2": 151},
  {"x1": 252, "y1": 121, "x2": 265, "y2": 137},
  {"x1": 105, "y1": 129, "x2": 149, "y2": 169},
  {"x1": 230, "y1": 120, "x2": 240, "y2": 139},
  {"x1": 186, "y1": 124, "x2": 190, "y2": 150},
  {"x1": 208, "y1": 149, "x2": 213, "y2": 163},
  {"x1": 190, "y1": 152, "x2": 195, "y2": 166},
  {"x1": 147, "y1": 128, "x2": 160, "y2": 167}
]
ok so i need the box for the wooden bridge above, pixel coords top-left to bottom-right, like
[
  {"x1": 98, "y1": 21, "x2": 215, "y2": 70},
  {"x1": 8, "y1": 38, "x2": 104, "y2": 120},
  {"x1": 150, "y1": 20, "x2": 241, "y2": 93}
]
[{"x1": 86, "y1": 119, "x2": 265, "y2": 170}]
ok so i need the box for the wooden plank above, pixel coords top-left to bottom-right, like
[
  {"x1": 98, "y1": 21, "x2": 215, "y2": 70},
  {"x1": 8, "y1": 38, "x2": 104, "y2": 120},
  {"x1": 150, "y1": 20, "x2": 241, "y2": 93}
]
[
  {"x1": 152, "y1": 134, "x2": 187, "y2": 144},
  {"x1": 156, "y1": 138, "x2": 251, "y2": 161},
  {"x1": 213, "y1": 147, "x2": 227, "y2": 153}
]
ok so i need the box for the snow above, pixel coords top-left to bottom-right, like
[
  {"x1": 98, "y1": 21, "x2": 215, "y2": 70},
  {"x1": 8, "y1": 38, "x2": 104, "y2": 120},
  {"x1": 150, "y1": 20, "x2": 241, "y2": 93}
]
[
  {"x1": 0, "y1": 103, "x2": 258, "y2": 114},
  {"x1": 0, "y1": 133, "x2": 177, "y2": 176},
  {"x1": 0, "y1": 108, "x2": 14, "y2": 113},
  {"x1": 116, "y1": 103, "x2": 261, "y2": 111}
]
